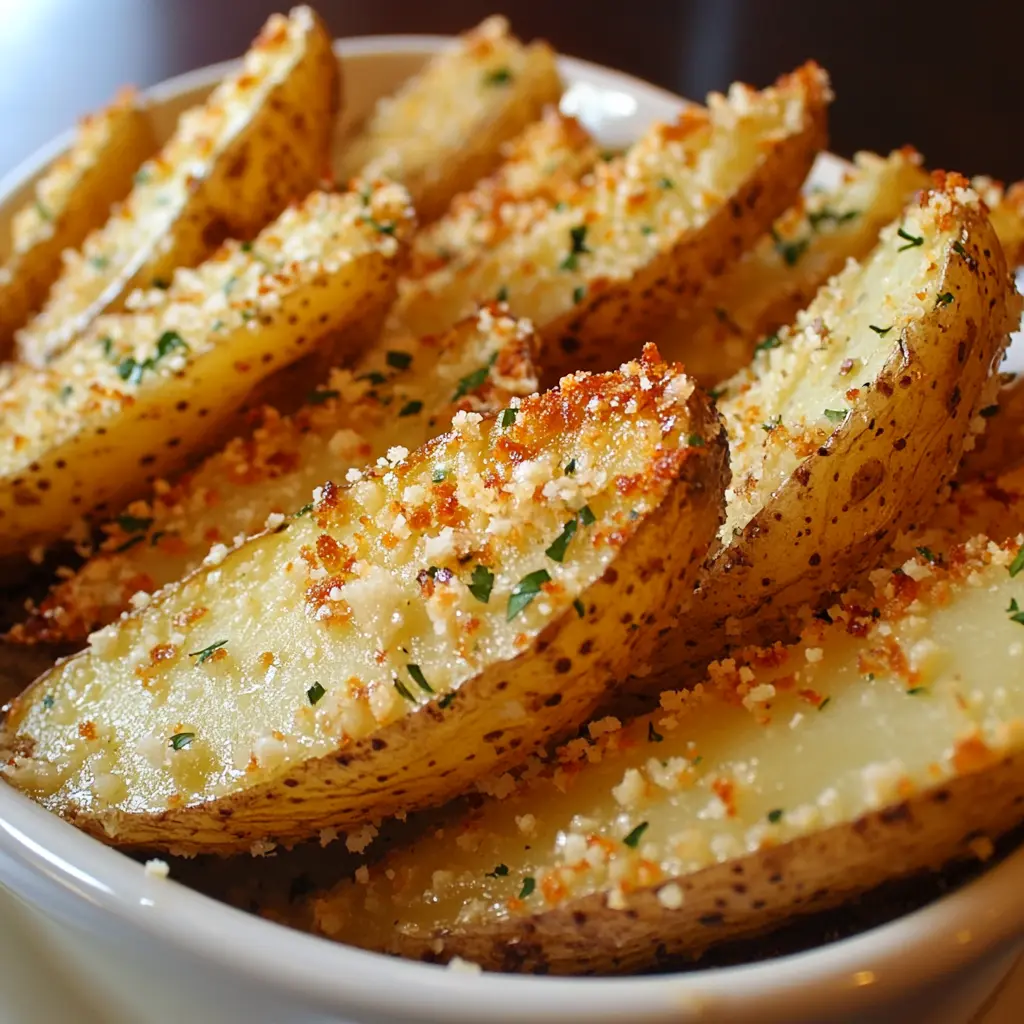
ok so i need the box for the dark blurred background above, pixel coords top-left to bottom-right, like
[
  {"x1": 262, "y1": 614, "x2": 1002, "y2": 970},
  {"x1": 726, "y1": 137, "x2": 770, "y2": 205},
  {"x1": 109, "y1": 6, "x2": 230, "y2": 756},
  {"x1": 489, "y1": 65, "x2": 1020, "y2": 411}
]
[{"x1": 0, "y1": 0, "x2": 1020, "y2": 181}]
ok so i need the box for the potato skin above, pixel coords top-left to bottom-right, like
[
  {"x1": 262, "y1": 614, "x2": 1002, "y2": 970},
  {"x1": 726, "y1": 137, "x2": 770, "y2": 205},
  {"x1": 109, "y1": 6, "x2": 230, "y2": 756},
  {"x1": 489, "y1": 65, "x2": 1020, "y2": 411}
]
[
  {"x1": 673, "y1": 190, "x2": 1018, "y2": 669},
  {"x1": 380, "y1": 751, "x2": 1024, "y2": 974},
  {"x1": 3, "y1": 357, "x2": 728, "y2": 854}
]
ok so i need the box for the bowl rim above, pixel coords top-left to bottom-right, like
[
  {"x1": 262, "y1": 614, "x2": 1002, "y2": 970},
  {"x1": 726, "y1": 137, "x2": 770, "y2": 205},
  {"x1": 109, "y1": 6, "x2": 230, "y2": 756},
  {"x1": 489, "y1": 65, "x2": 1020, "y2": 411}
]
[{"x1": 1, "y1": 32, "x2": 1023, "y2": 1024}]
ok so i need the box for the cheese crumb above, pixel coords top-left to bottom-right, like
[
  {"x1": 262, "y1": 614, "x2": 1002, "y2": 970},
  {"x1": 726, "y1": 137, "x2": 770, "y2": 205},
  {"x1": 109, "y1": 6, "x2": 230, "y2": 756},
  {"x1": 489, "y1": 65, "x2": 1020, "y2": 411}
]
[
  {"x1": 656, "y1": 882, "x2": 684, "y2": 909},
  {"x1": 144, "y1": 858, "x2": 170, "y2": 879}
]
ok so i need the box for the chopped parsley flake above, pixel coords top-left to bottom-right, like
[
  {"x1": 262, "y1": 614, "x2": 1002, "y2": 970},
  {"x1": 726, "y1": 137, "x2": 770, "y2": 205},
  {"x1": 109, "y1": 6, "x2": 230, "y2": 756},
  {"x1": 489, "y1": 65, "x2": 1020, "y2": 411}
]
[
  {"x1": 564, "y1": 458, "x2": 577, "y2": 475},
  {"x1": 559, "y1": 224, "x2": 590, "y2": 271},
  {"x1": 59, "y1": 384, "x2": 73, "y2": 402},
  {"x1": 907, "y1": 686, "x2": 927, "y2": 695},
  {"x1": 407, "y1": 664, "x2": 433, "y2": 694},
  {"x1": 771, "y1": 228, "x2": 809, "y2": 266},
  {"x1": 363, "y1": 216, "x2": 396, "y2": 236},
  {"x1": 808, "y1": 207, "x2": 859, "y2": 229},
  {"x1": 658, "y1": 177, "x2": 674, "y2": 189},
  {"x1": 623, "y1": 821, "x2": 649, "y2": 848},
  {"x1": 762, "y1": 416, "x2": 781, "y2": 433},
  {"x1": 169, "y1": 732, "x2": 194, "y2": 750},
  {"x1": 293, "y1": 502, "x2": 314, "y2": 518},
  {"x1": 452, "y1": 352, "x2": 498, "y2": 401},
  {"x1": 399, "y1": 400, "x2": 423, "y2": 417},
  {"x1": 116, "y1": 330, "x2": 189, "y2": 386},
  {"x1": 116, "y1": 513, "x2": 153, "y2": 533},
  {"x1": 818, "y1": 697, "x2": 831, "y2": 711},
  {"x1": 767, "y1": 808, "x2": 784, "y2": 823},
  {"x1": 519, "y1": 876, "x2": 536, "y2": 899},
  {"x1": 869, "y1": 324, "x2": 892, "y2": 336},
  {"x1": 823, "y1": 409, "x2": 846, "y2": 423},
  {"x1": 359, "y1": 371, "x2": 387, "y2": 386},
  {"x1": 916, "y1": 546, "x2": 937, "y2": 563},
  {"x1": 496, "y1": 285, "x2": 509, "y2": 302},
  {"x1": 486, "y1": 864, "x2": 509, "y2": 878},
  {"x1": 897, "y1": 227, "x2": 924, "y2": 251},
  {"x1": 189, "y1": 639, "x2": 228, "y2": 665},
  {"x1": 115, "y1": 535, "x2": 145, "y2": 553},
  {"x1": 573, "y1": 285, "x2": 586, "y2": 304},
  {"x1": 133, "y1": 167, "x2": 151, "y2": 185},
  {"x1": 641, "y1": 224, "x2": 654, "y2": 235},
  {"x1": 438, "y1": 693, "x2": 456, "y2": 710},
  {"x1": 573, "y1": 598, "x2": 585, "y2": 618},
  {"x1": 307, "y1": 682, "x2": 326, "y2": 705},
  {"x1": 754, "y1": 333, "x2": 781, "y2": 355},
  {"x1": 687, "y1": 433, "x2": 705, "y2": 447},
  {"x1": 393, "y1": 678, "x2": 417, "y2": 702},
  {"x1": 89, "y1": 255, "x2": 109, "y2": 271},
  {"x1": 431, "y1": 468, "x2": 449, "y2": 483},
  {"x1": 501, "y1": 408, "x2": 517, "y2": 428},
  {"x1": 34, "y1": 199, "x2": 53, "y2": 221},
  {"x1": 307, "y1": 388, "x2": 340, "y2": 405},
  {"x1": 507, "y1": 569, "x2": 551, "y2": 620},
  {"x1": 1007, "y1": 598, "x2": 1024, "y2": 625},
  {"x1": 469, "y1": 564, "x2": 495, "y2": 604},
  {"x1": 386, "y1": 350, "x2": 412, "y2": 370},
  {"x1": 1008, "y1": 547, "x2": 1024, "y2": 577},
  {"x1": 42, "y1": 694, "x2": 55, "y2": 709},
  {"x1": 545, "y1": 517, "x2": 578, "y2": 563},
  {"x1": 482, "y1": 66, "x2": 513, "y2": 86},
  {"x1": 936, "y1": 291, "x2": 954, "y2": 306},
  {"x1": 647, "y1": 722, "x2": 663, "y2": 743},
  {"x1": 577, "y1": 504, "x2": 596, "y2": 526}
]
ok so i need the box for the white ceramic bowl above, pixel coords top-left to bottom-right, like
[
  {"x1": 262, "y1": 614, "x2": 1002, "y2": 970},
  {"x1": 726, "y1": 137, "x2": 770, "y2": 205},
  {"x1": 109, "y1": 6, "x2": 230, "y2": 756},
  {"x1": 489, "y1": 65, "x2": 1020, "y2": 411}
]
[{"x1": 1, "y1": 35, "x2": 1023, "y2": 1024}]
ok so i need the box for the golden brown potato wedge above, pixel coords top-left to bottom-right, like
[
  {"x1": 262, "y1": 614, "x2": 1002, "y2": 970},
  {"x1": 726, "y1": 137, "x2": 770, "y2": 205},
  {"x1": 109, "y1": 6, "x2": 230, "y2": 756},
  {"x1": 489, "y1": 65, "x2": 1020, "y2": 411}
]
[
  {"x1": 0, "y1": 182, "x2": 414, "y2": 557},
  {"x1": 660, "y1": 175, "x2": 1021, "y2": 675},
  {"x1": 654, "y1": 148, "x2": 930, "y2": 387},
  {"x1": 389, "y1": 63, "x2": 831, "y2": 383},
  {"x1": 308, "y1": 536, "x2": 1024, "y2": 974},
  {"x1": 0, "y1": 350, "x2": 727, "y2": 854},
  {"x1": 337, "y1": 16, "x2": 562, "y2": 223},
  {"x1": 13, "y1": 308, "x2": 539, "y2": 646},
  {"x1": 15, "y1": 7, "x2": 339, "y2": 366},
  {"x1": 407, "y1": 108, "x2": 597, "y2": 279},
  {"x1": 0, "y1": 89, "x2": 157, "y2": 358}
]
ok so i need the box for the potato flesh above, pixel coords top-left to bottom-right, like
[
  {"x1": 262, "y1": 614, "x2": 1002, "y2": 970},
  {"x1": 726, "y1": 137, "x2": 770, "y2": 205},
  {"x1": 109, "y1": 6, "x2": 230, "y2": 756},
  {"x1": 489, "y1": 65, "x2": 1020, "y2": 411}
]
[
  {"x1": 655, "y1": 149, "x2": 929, "y2": 387},
  {"x1": 312, "y1": 540, "x2": 1024, "y2": 950},
  {"x1": 719, "y1": 193, "x2": 968, "y2": 542},
  {"x1": 0, "y1": 90, "x2": 157, "y2": 354},
  {"x1": 0, "y1": 183, "x2": 413, "y2": 553},
  {"x1": 388, "y1": 67, "x2": 828, "y2": 346},
  {"x1": 16, "y1": 311, "x2": 539, "y2": 643},
  {"x1": 407, "y1": 110, "x2": 597, "y2": 279},
  {"x1": 16, "y1": 7, "x2": 334, "y2": 366},
  {"x1": 337, "y1": 16, "x2": 562, "y2": 222},
  {"x1": 5, "y1": 360, "x2": 711, "y2": 824}
]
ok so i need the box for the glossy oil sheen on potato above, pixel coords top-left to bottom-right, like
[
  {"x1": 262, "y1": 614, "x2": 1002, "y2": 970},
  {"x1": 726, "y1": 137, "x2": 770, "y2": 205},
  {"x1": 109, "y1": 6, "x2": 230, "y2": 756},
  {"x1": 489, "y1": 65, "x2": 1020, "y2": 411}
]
[
  {"x1": 309, "y1": 538, "x2": 1024, "y2": 974},
  {"x1": 0, "y1": 183, "x2": 413, "y2": 556},
  {"x1": 1, "y1": 351, "x2": 727, "y2": 854}
]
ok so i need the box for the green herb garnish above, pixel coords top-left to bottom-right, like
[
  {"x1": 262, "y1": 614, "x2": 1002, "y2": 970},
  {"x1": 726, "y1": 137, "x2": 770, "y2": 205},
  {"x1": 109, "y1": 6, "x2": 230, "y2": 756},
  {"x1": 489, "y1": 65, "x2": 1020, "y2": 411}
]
[
  {"x1": 452, "y1": 352, "x2": 498, "y2": 401},
  {"x1": 482, "y1": 67, "x2": 513, "y2": 86},
  {"x1": 936, "y1": 292, "x2": 954, "y2": 306},
  {"x1": 307, "y1": 682, "x2": 326, "y2": 705},
  {"x1": 869, "y1": 324, "x2": 892, "y2": 336},
  {"x1": 469, "y1": 564, "x2": 495, "y2": 604},
  {"x1": 754, "y1": 334, "x2": 781, "y2": 355},
  {"x1": 307, "y1": 388, "x2": 340, "y2": 405},
  {"x1": 623, "y1": 821, "x2": 649, "y2": 848},
  {"x1": 501, "y1": 408, "x2": 518, "y2": 428},
  {"x1": 1008, "y1": 547, "x2": 1024, "y2": 577},
  {"x1": 808, "y1": 207, "x2": 859, "y2": 229},
  {"x1": 407, "y1": 664, "x2": 433, "y2": 694},
  {"x1": 564, "y1": 458, "x2": 577, "y2": 475},
  {"x1": 573, "y1": 285, "x2": 586, "y2": 304},
  {"x1": 573, "y1": 598, "x2": 585, "y2": 618},
  {"x1": 916, "y1": 546, "x2": 937, "y2": 563},
  {"x1": 169, "y1": 732, "x2": 195, "y2": 750},
  {"x1": 507, "y1": 569, "x2": 551, "y2": 620},
  {"x1": 393, "y1": 678, "x2": 417, "y2": 702},
  {"x1": 824, "y1": 409, "x2": 846, "y2": 423},
  {"x1": 399, "y1": 400, "x2": 423, "y2": 417},
  {"x1": 438, "y1": 693, "x2": 456, "y2": 710},
  {"x1": 486, "y1": 864, "x2": 509, "y2": 878},
  {"x1": 647, "y1": 723, "x2": 663, "y2": 743},
  {"x1": 431, "y1": 469, "x2": 449, "y2": 483},
  {"x1": 897, "y1": 227, "x2": 924, "y2": 251},
  {"x1": 767, "y1": 808, "x2": 784, "y2": 823},
  {"x1": 818, "y1": 697, "x2": 831, "y2": 710},
  {"x1": 42, "y1": 695, "x2": 55, "y2": 709},
  {"x1": 545, "y1": 518, "x2": 578, "y2": 563},
  {"x1": 771, "y1": 228, "x2": 808, "y2": 266},
  {"x1": 386, "y1": 350, "x2": 412, "y2": 370},
  {"x1": 116, "y1": 513, "x2": 153, "y2": 533},
  {"x1": 496, "y1": 285, "x2": 509, "y2": 302},
  {"x1": 189, "y1": 639, "x2": 228, "y2": 665},
  {"x1": 762, "y1": 416, "x2": 781, "y2": 433},
  {"x1": 559, "y1": 225, "x2": 590, "y2": 271},
  {"x1": 519, "y1": 877, "x2": 536, "y2": 899},
  {"x1": 907, "y1": 686, "x2": 927, "y2": 695},
  {"x1": 1008, "y1": 598, "x2": 1024, "y2": 625}
]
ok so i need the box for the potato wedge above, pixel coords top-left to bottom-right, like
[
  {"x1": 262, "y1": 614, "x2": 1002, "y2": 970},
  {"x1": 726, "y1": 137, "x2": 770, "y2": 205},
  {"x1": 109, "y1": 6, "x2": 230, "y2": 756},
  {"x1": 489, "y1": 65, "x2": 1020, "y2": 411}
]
[
  {"x1": 389, "y1": 64, "x2": 831, "y2": 383},
  {"x1": 15, "y1": 7, "x2": 338, "y2": 367},
  {"x1": 13, "y1": 308, "x2": 539, "y2": 645},
  {"x1": 308, "y1": 537, "x2": 1024, "y2": 974},
  {"x1": 337, "y1": 16, "x2": 562, "y2": 223},
  {"x1": 0, "y1": 350, "x2": 726, "y2": 854},
  {"x1": 976, "y1": 176, "x2": 1024, "y2": 268},
  {"x1": 654, "y1": 148, "x2": 929, "y2": 387},
  {"x1": 0, "y1": 183, "x2": 414, "y2": 557},
  {"x1": 660, "y1": 176, "x2": 1021, "y2": 674},
  {"x1": 407, "y1": 109, "x2": 597, "y2": 279},
  {"x1": 0, "y1": 89, "x2": 157, "y2": 358}
]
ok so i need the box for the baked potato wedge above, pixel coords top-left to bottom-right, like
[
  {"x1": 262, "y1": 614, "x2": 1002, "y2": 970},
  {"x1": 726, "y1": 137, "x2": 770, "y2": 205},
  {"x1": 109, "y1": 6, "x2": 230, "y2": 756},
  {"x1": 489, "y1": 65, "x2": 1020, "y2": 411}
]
[
  {"x1": 976, "y1": 176, "x2": 1024, "y2": 268},
  {"x1": 13, "y1": 308, "x2": 539, "y2": 645},
  {"x1": 389, "y1": 63, "x2": 831, "y2": 382},
  {"x1": 655, "y1": 148, "x2": 929, "y2": 387},
  {"x1": 0, "y1": 89, "x2": 157, "y2": 358},
  {"x1": 308, "y1": 538, "x2": 1024, "y2": 974},
  {"x1": 337, "y1": 16, "x2": 562, "y2": 223},
  {"x1": 0, "y1": 350, "x2": 727, "y2": 855},
  {"x1": 0, "y1": 182, "x2": 414, "y2": 557},
  {"x1": 15, "y1": 7, "x2": 338, "y2": 367},
  {"x1": 662, "y1": 175, "x2": 1021, "y2": 674},
  {"x1": 407, "y1": 109, "x2": 597, "y2": 279}
]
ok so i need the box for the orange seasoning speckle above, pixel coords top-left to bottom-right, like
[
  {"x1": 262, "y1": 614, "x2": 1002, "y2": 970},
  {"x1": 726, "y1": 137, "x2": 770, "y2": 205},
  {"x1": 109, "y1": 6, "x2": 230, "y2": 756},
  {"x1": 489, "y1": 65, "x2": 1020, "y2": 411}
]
[{"x1": 77, "y1": 721, "x2": 97, "y2": 741}]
